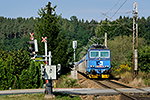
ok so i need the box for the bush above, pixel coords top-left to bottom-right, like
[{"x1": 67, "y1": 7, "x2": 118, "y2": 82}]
[
  {"x1": 112, "y1": 64, "x2": 131, "y2": 76},
  {"x1": 57, "y1": 74, "x2": 80, "y2": 88}
]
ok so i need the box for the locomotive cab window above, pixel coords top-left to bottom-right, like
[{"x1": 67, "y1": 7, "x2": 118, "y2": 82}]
[
  {"x1": 100, "y1": 51, "x2": 110, "y2": 58},
  {"x1": 90, "y1": 51, "x2": 99, "y2": 58}
]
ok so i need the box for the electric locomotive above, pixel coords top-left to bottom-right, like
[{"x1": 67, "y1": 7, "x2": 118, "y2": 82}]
[{"x1": 77, "y1": 44, "x2": 111, "y2": 78}]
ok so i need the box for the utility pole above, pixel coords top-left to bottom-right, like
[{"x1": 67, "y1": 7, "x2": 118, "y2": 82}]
[
  {"x1": 133, "y1": 2, "x2": 138, "y2": 79},
  {"x1": 105, "y1": 33, "x2": 107, "y2": 48}
]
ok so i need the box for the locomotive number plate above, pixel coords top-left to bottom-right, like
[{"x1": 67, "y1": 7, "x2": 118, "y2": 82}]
[
  {"x1": 102, "y1": 74, "x2": 110, "y2": 78},
  {"x1": 96, "y1": 66, "x2": 103, "y2": 68}
]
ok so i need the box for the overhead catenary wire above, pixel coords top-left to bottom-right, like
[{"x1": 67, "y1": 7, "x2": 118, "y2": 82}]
[
  {"x1": 101, "y1": 0, "x2": 121, "y2": 21},
  {"x1": 90, "y1": 24, "x2": 120, "y2": 26},
  {"x1": 100, "y1": 12, "x2": 132, "y2": 31},
  {"x1": 111, "y1": 0, "x2": 128, "y2": 18},
  {"x1": 106, "y1": 0, "x2": 121, "y2": 14}
]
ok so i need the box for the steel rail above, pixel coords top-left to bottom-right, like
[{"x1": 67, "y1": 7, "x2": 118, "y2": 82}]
[{"x1": 93, "y1": 80, "x2": 138, "y2": 100}]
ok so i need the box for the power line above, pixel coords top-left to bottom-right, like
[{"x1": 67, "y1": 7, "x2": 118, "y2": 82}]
[
  {"x1": 100, "y1": 12, "x2": 132, "y2": 31},
  {"x1": 106, "y1": 0, "x2": 121, "y2": 14},
  {"x1": 101, "y1": 0, "x2": 121, "y2": 21},
  {"x1": 111, "y1": 0, "x2": 127, "y2": 18},
  {"x1": 90, "y1": 24, "x2": 120, "y2": 26}
]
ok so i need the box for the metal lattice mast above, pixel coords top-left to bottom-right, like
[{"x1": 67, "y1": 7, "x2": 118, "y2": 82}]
[{"x1": 133, "y1": 2, "x2": 138, "y2": 77}]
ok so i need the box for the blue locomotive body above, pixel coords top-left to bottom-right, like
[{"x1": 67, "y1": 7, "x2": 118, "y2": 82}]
[{"x1": 77, "y1": 44, "x2": 111, "y2": 78}]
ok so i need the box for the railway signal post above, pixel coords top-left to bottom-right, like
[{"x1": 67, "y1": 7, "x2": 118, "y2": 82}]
[
  {"x1": 27, "y1": 34, "x2": 57, "y2": 98},
  {"x1": 71, "y1": 41, "x2": 78, "y2": 79},
  {"x1": 41, "y1": 37, "x2": 56, "y2": 98},
  {"x1": 26, "y1": 33, "x2": 38, "y2": 59}
]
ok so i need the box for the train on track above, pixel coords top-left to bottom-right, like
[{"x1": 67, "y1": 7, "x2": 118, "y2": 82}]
[{"x1": 76, "y1": 44, "x2": 111, "y2": 79}]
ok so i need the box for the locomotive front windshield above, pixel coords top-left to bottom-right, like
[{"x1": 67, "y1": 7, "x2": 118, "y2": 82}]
[
  {"x1": 90, "y1": 51, "x2": 99, "y2": 58},
  {"x1": 90, "y1": 51, "x2": 110, "y2": 58},
  {"x1": 100, "y1": 51, "x2": 109, "y2": 58}
]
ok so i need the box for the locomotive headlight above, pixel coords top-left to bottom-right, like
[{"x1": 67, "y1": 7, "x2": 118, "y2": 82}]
[
  {"x1": 105, "y1": 65, "x2": 109, "y2": 68},
  {"x1": 93, "y1": 65, "x2": 95, "y2": 68},
  {"x1": 90, "y1": 65, "x2": 92, "y2": 68}
]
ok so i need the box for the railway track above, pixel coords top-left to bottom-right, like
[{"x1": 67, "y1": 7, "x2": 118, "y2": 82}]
[
  {"x1": 93, "y1": 79, "x2": 137, "y2": 100},
  {"x1": 93, "y1": 79, "x2": 150, "y2": 100},
  {"x1": 94, "y1": 79, "x2": 132, "y2": 89},
  {"x1": 77, "y1": 71, "x2": 150, "y2": 100}
]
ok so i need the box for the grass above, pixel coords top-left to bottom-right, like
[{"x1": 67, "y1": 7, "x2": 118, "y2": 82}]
[
  {"x1": 0, "y1": 93, "x2": 45, "y2": 100},
  {"x1": 0, "y1": 73, "x2": 83, "y2": 100},
  {"x1": 113, "y1": 70, "x2": 150, "y2": 88},
  {"x1": 0, "y1": 92, "x2": 82, "y2": 100},
  {"x1": 57, "y1": 74, "x2": 81, "y2": 88}
]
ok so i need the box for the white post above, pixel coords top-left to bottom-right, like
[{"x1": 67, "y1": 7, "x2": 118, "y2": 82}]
[
  {"x1": 134, "y1": 49, "x2": 138, "y2": 71},
  {"x1": 74, "y1": 49, "x2": 75, "y2": 70},
  {"x1": 105, "y1": 33, "x2": 107, "y2": 48},
  {"x1": 41, "y1": 37, "x2": 48, "y2": 83},
  {"x1": 45, "y1": 41, "x2": 47, "y2": 63},
  {"x1": 49, "y1": 51, "x2": 51, "y2": 65},
  {"x1": 71, "y1": 41, "x2": 77, "y2": 79}
]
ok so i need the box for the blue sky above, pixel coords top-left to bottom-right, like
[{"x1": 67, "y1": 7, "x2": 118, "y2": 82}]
[{"x1": 0, "y1": 0, "x2": 149, "y2": 21}]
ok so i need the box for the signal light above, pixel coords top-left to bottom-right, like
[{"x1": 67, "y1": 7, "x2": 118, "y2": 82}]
[
  {"x1": 26, "y1": 39, "x2": 38, "y2": 59},
  {"x1": 41, "y1": 64, "x2": 45, "y2": 79},
  {"x1": 57, "y1": 64, "x2": 61, "y2": 75}
]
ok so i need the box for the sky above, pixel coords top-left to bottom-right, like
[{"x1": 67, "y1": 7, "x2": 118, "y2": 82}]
[{"x1": 0, "y1": 0, "x2": 149, "y2": 22}]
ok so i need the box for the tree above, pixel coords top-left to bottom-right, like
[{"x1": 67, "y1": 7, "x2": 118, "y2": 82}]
[
  {"x1": 52, "y1": 35, "x2": 70, "y2": 74},
  {"x1": 11, "y1": 49, "x2": 30, "y2": 76},
  {"x1": 0, "y1": 58, "x2": 7, "y2": 90},
  {"x1": 35, "y1": 2, "x2": 70, "y2": 74},
  {"x1": 19, "y1": 69, "x2": 30, "y2": 89},
  {"x1": 108, "y1": 35, "x2": 147, "y2": 69},
  {"x1": 138, "y1": 46, "x2": 150, "y2": 73},
  {"x1": 34, "y1": 2, "x2": 60, "y2": 55},
  {"x1": 19, "y1": 61, "x2": 42, "y2": 89},
  {"x1": 5, "y1": 55, "x2": 15, "y2": 89}
]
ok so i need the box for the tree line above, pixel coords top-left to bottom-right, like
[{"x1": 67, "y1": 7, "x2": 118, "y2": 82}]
[{"x1": 0, "y1": 49, "x2": 44, "y2": 90}]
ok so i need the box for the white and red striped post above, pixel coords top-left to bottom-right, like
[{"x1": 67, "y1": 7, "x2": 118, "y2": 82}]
[{"x1": 41, "y1": 37, "x2": 48, "y2": 83}]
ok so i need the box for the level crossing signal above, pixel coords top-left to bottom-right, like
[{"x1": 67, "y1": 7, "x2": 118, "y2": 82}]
[
  {"x1": 41, "y1": 64, "x2": 45, "y2": 79},
  {"x1": 57, "y1": 64, "x2": 61, "y2": 75},
  {"x1": 26, "y1": 39, "x2": 38, "y2": 59}
]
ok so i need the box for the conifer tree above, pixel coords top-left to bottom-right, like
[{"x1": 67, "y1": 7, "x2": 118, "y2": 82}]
[
  {"x1": 0, "y1": 58, "x2": 7, "y2": 90},
  {"x1": 28, "y1": 61, "x2": 39, "y2": 88},
  {"x1": 19, "y1": 61, "x2": 39, "y2": 89},
  {"x1": 11, "y1": 49, "x2": 30, "y2": 76},
  {"x1": 5, "y1": 55, "x2": 15, "y2": 89},
  {"x1": 35, "y1": 2, "x2": 70, "y2": 74},
  {"x1": 19, "y1": 69, "x2": 30, "y2": 89},
  {"x1": 35, "y1": 2, "x2": 60, "y2": 54},
  {"x1": 12, "y1": 76, "x2": 19, "y2": 89},
  {"x1": 35, "y1": 62, "x2": 44, "y2": 88}
]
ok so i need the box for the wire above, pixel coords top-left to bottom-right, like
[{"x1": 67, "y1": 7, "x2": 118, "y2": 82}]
[
  {"x1": 106, "y1": 0, "x2": 121, "y2": 14},
  {"x1": 100, "y1": 12, "x2": 132, "y2": 31},
  {"x1": 111, "y1": 0, "x2": 127, "y2": 18},
  {"x1": 101, "y1": 0, "x2": 121, "y2": 21},
  {"x1": 90, "y1": 24, "x2": 120, "y2": 26}
]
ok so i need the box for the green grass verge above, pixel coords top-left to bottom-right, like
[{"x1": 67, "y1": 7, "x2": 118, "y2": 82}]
[{"x1": 0, "y1": 92, "x2": 81, "y2": 100}]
